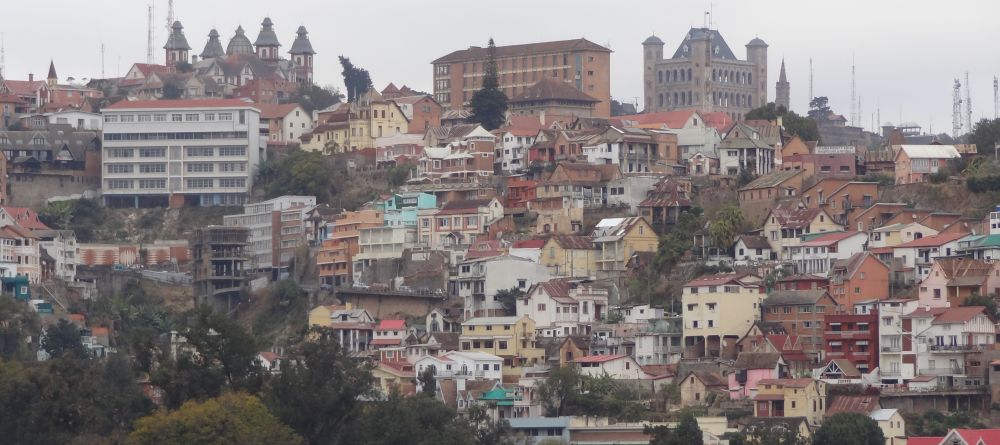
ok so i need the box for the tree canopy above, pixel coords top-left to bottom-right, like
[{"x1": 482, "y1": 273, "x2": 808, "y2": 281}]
[
  {"x1": 42, "y1": 318, "x2": 89, "y2": 360},
  {"x1": 0, "y1": 296, "x2": 40, "y2": 361},
  {"x1": 707, "y1": 206, "x2": 745, "y2": 254},
  {"x1": 469, "y1": 38, "x2": 508, "y2": 130},
  {"x1": 256, "y1": 150, "x2": 335, "y2": 202},
  {"x1": 646, "y1": 411, "x2": 703, "y2": 445},
  {"x1": 287, "y1": 83, "x2": 344, "y2": 114},
  {"x1": 339, "y1": 56, "x2": 373, "y2": 103},
  {"x1": 127, "y1": 392, "x2": 304, "y2": 445},
  {"x1": 746, "y1": 102, "x2": 820, "y2": 142},
  {"x1": 813, "y1": 412, "x2": 885, "y2": 445},
  {"x1": 535, "y1": 365, "x2": 644, "y2": 420},
  {"x1": 807, "y1": 96, "x2": 832, "y2": 121},
  {"x1": 970, "y1": 118, "x2": 1000, "y2": 152}
]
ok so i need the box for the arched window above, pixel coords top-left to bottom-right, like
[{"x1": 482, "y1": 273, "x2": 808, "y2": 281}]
[
  {"x1": 680, "y1": 70, "x2": 685, "y2": 82},
  {"x1": 658, "y1": 70, "x2": 663, "y2": 84},
  {"x1": 658, "y1": 93, "x2": 664, "y2": 107},
  {"x1": 687, "y1": 68, "x2": 692, "y2": 81},
  {"x1": 687, "y1": 91, "x2": 692, "y2": 105},
  {"x1": 748, "y1": 94, "x2": 753, "y2": 107},
  {"x1": 712, "y1": 69, "x2": 716, "y2": 82},
  {"x1": 748, "y1": 73, "x2": 752, "y2": 84},
  {"x1": 673, "y1": 92, "x2": 678, "y2": 105}
]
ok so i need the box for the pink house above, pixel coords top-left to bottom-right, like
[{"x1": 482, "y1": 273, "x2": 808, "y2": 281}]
[
  {"x1": 918, "y1": 258, "x2": 1000, "y2": 308},
  {"x1": 729, "y1": 352, "x2": 786, "y2": 400}
]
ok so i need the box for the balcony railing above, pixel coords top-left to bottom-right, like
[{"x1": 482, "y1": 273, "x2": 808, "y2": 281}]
[
  {"x1": 824, "y1": 330, "x2": 872, "y2": 337},
  {"x1": 917, "y1": 367, "x2": 964, "y2": 376},
  {"x1": 929, "y1": 344, "x2": 982, "y2": 352},
  {"x1": 880, "y1": 346, "x2": 903, "y2": 353}
]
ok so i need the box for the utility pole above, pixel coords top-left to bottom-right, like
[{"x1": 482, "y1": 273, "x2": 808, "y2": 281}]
[
  {"x1": 147, "y1": 3, "x2": 154, "y2": 64},
  {"x1": 101, "y1": 43, "x2": 106, "y2": 79},
  {"x1": 850, "y1": 57, "x2": 857, "y2": 127},
  {"x1": 965, "y1": 71, "x2": 973, "y2": 134}
]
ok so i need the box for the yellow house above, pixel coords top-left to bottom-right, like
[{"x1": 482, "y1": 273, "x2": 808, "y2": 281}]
[
  {"x1": 302, "y1": 88, "x2": 409, "y2": 153},
  {"x1": 682, "y1": 273, "x2": 765, "y2": 359},
  {"x1": 869, "y1": 222, "x2": 938, "y2": 248},
  {"x1": 308, "y1": 304, "x2": 346, "y2": 328},
  {"x1": 460, "y1": 315, "x2": 544, "y2": 375},
  {"x1": 541, "y1": 235, "x2": 597, "y2": 277},
  {"x1": 761, "y1": 207, "x2": 843, "y2": 260},
  {"x1": 372, "y1": 361, "x2": 416, "y2": 397},
  {"x1": 870, "y1": 409, "x2": 906, "y2": 445},
  {"x1": 753, "y1": 378, "x2": 828, "y2": 427},
  {"x1": 592, "y1": 216, "x2": 658, "y2": 276}
]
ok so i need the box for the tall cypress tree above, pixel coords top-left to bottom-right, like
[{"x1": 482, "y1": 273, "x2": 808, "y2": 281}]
[{"x1": 469, "y1": 38, "x2": 508, "y2": 130}]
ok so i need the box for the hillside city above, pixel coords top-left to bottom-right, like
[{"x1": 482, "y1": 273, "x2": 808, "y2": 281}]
[{"x1": 3, "y1": 8, "x2": 1000, "y2": 445}]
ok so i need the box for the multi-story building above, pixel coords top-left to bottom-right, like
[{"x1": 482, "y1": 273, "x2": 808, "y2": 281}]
[
  {"x1": 535, "y1": 163, "x2": 621, "y2": 209},
  {"x1": 582, "y1": 126, "x2": 680, "y2": 173},
  {"x1": 682, "y1": 273, "x2": 765, "y2": 358},
  {"x1": 454, "y1": 254, "x2": 552, "y2": 318},
  {"x1": 417, "y1": 198, "x2": 504, "y2": 250},
  {"x1": 877, "y1": 298, "x2": 919, "y2": 384},
  {"x1": 390, "y1": 93, "x2": 442, "y2": 134},
  {"x1": 904, "y1": 306, "x2": 996, "y2": 384},
  {"x1": 301, "y1": 89, "x2": 409, "y2": 152},
  {"x1": 719, "y1": 123, "x2": 776, "y2": 176},
  {"x1": 892, "y1": 232, "x2": 967, "y2": 280},
  {"x1": 518, "y1": 278, "x2": 608, "y2": 337},
  {"x1": 417, "y1": 127, "x2": 497, "y2": 180},
  {"x1": 257, "y1": 103, "x2": 312, "y2": 148},
  {"x1": 786, "y1": 231, "x2": 868, "y2": 276},
  {"x1": 540, "y1": 235, "x2": 597, "y2": 278},
  {"x1": 507, "y1": 78, "x2": 602, "y2": 123},
  {"x1": 190, "y1": 226, "x2": 249, "y2": 310},
  {"x1": 101, "y1": 99, "x2": 262, "y2": 208},
  {"x1": 223, "y1": 195, "x2": 315, "y2": 277},
  {"x1": 893, "y1": 145, "x2": 961, "y2": 185},
  {"x1": 761, "y1": 290, "x2": 837, "y2": 361},
  {"x1": 823, "y1": 309, "x2": 879, "y2": 374},
  {"x1": 317, "y1": 210, "x2": 383, "y2": 286},
  {"x1": 432, "y1": 38, "x2": 612, "y2": 117},
  {"x1": 34, "y1": 229, "x2": 77, "y2": 282},
  {"x1": 753, "y1": 378, "x2": 827, "y2": 427},
  {"x1": 376, "y1": 192, "x2": 438, "y2": 228},
  {"x1": 917, "y1": 258, "x2": 999, "y2": 309},
  {"x1": 592, "y1": 217, "x2": 658, "y2": 276},
  {"x1": 828, "y1": 252, "x2": 891, "y2": 312},
  {"x1": 761, "y1": 207, "x2": 842, "y2": 260},
  {"x1": 642, "y1": 28, "x2": 767, "y2": 120},
  {"x1": 351, "y1": 226, "x2": 416, "y2": 283},
  {"x1": 459, "y1": 315, "x2": 545, "y2": 373},
  {"x1": 414, "y1": 350, "x2": 504, "y2": 389}
]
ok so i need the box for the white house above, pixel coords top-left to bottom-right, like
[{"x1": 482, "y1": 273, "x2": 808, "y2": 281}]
[
  {"x1": 733, "y1": 235, "x2": 773, "y2": 265},
  {"x1": 496, "y1": 129, "x2": 536, "y2": 174},
  {"x1": 877, "y1": 299, "x2": 919, "y2": 384},
  {"x1": 455, "y1": 254, "x2": 554, "y2": 318},
  {"x1": 46, "y1": 110, "x2": 102, "y2": 130},
  {"x1": 608, "y1": 304, "x2": 664, "y2": 324},
  {"x1": 518, "y1": 278, "x2": 609, "y2": 338},
  {"x1": 903, "y1": 306, "x2": 996, "y2": 382},
  {"x1": 257, "y1": 351, "x2": 283, "y2": 374},
  {"x1": 35, "y1": 229, "x2": 77, "y2": 281},
  {"x1": 572, "y1": 354, "x2": 650, "y2": 379},
  {"x1": 414, "y1": 350, "x2": 504, "y2": 390},
  {"x1": 787, "y1": 231, "x2": 868, "y2": 276},
  {"x1": 892, "y1": 232, "x2": 967, "y2": 279}
]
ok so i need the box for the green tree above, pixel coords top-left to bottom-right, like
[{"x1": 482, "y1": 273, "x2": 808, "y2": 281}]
[
  {"x1": 782, "y1": 111, "x2": 820, "y2": 142},
  {"x1": 536, "y1": 365, "x2": 583, "y2": 416},
  {"x1": 813, "y1": 412, "x2": 885, "y2": 445},
  {"x1": 960, "y1": 293, "x2": 997, "y2": 318},
  {"x1": 707, "y1": 206, "x2": 745, "y2": 255},
  {"x1": 0, "y1": 297, "x2": 40, "y2": 360},
  {"x1": 339, "y1": 56, "x2": 373, "y2": 102},
  {"x1": 469, "y1": 38, "x2": 508, "y2": 130},
  {"x1": 418, "y1": 366, "x2": 436, "y2": 397},
  {"x1": 42, "y1": 318, "x2": 89, "y2": 360},
  {"x1": 494, "y1": 287, "x2": 526, "y2": 315},
  {"x1": 286, "y1": 83, "x2": 344, "y2": 114},
  {"x1": 727, "y1": 423, "x2": 810, "y2": 445},
  {"x1": 265, "y1": 327, "x2": 375, "y2": 445},
  {"x1": 808, "y1": 96, "x2": 832, "y2": 121},
  {"x1": 646, "y1": 411, "x2": 703, "y2": 445},
  {"x1": 127, "y1": 392, "x2": 303, "y2": 445},
  {"x1": 388, "y1": 164, "x2": 417, "y2": 187},
  {"x1": 38, "y1": 198, "x2": 110, "y2": 242},
  {"x1": 256, "y1": 150, "x2": 335, "y2": 202},
  {"x1": 970, "y1": 118, "x2": 1000, "y2": 152}
]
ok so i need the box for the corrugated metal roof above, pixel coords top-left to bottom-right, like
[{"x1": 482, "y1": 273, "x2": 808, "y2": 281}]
[{"x1": 898, "y1": 144, "x2": 961, "y2": 159}]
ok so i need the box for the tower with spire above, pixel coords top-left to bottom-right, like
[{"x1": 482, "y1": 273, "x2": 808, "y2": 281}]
[
  {"x1": 775, "y1": 59, "x2": 790, "y2": 111},
  {"x1": 46, "y1": 61, "x2": 58, "y2": 88},
  {"x1": 200, "y1": 29, "x2": 225, "y2": 60},
  {"x1": 288, "y1": 26, "x2": 316, "y2": 83},
  {"x1": 226, "y1": 26, "x2": 254, "y2": 56},
  {"x1": 254, "y1": 17, "x2": 281, "y2": 61},
  {"x1": 163, "y1": 20, "x2": 192, "y2": 65}
]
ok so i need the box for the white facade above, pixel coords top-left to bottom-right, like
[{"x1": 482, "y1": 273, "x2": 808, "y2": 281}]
[
  {"x1": 610, "y1": 304, "x2": 664, "y2": 324},
  {"x1": 877, "y1": 299, "x2": 918, "y2": 383},
  {"x1": 455, "y1": 255, "x2": 553, "y2": 318},
  {"x1": 575, "y1": 355, "x2": 649, "y2": 379},
  {"x1": 910, "y1": 309, "x2": 996, "y2": 379},
  {"x1": 47, "y1": 110, "x2": 102, "y2": 130},
  {"x1": 223, "y1": 195, "x2": 316, "y2": 271},
  {"x1": 787, "y1": 233, "x2": 867, "y2": 276},
  {"x1": 606, "y1": 175, "x2": 661, "y2": 212},
  {"x1": 37, "y1": 230, "x2": 78, "y2": 281},
  {"x1": 414, "y1": 350, "x2": 504, "y2": 388},
  {"x1": 497, "y1": 131, "x2": 534, "y2": 173},
  {"x1": 519, "y1": 281, "x2": 609, "y2": 337},
  {"x1": 101, "y1": 100, "x2": 263, "y2": 207},
  {"x1": 894, "y1": 239, "x2": 964, "y2": 279},
  {"x1": 265, "y1": 105, "x2": 312, "y2": 144},
  {"x1": 352, "y1": 226, "x2": 416, "y2": 283}
]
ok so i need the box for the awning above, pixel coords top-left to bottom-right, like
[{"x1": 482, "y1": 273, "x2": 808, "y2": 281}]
[{"x1": 754, "y1": 394, "x2": 785, "y2": 401}]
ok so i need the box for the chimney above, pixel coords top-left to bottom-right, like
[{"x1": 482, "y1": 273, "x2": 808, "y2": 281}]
[
  {"x1": 191, "y1": 55, "x2": 198, "y2": 64},
  {"x1": 28, "y1": 73, "x2": 33, "y2": 82},
  {"x1": 539, "y1": 110, "x2": 546, "y2": 126}
]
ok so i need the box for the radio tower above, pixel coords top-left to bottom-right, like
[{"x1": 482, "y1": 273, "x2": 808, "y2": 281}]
[
  {"x1": 165, "y1": 0, "x2": 174, "y2": 35},
  {"x1": 0, "y1": 34, "x2": 5, "y2": 78},
  {"x1": 964, "y1": 71, "x2": 973, "y2": 133},
  {"x1": 101, "y1": 43, "x2": 106, "y2": 78},
  {"x1": 993, "y1": 76, "x2": 998, "y2": 119},
  {"x1": 953, "y1": 79, "x2": 963, "y2": 138},
  {"x1": 809, "y1": 58, "x2": 813, "y2": 102},
  {"x1": 850, "y1": 58, "x2": 857, "y2": 127},
  {"x1": 147, "y1": 3, "x2": 154, "y2": 63}
]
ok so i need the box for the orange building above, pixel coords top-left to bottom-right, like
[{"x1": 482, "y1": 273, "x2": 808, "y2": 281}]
[
  {"x1": 761, "y1": 290, "x2": 837, "y2": 360},
  {"x1": 827, "y1": 252, "x2": 890, "y2": 312},
  {"x1": 432, "y1": 39, "x2": 612, "y2": 117},
  {"x1": 317, "y1": 210, "x2": 383, "y2": 286}
]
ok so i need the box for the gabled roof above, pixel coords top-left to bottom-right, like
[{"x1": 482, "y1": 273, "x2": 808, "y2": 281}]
[
  {"x1": 377, "y1": 319, "x2": 406, "y2": 330},
  {"x1": 549, "y1": 235, "x2": 595, "y2": 250},
  {"x1": 733, "y1": 352, "x2": 782, "y2": 370},
  {"x1": 930, "y1": 257, "x2": 993, "y2": 282},
  {"x1": 799, "y1": 231, "x2": 865, "y2": 247},
  {"x1": 830, "y1": 252, "x2": 888, "y2": 279},
  {"x1": 765, "y1": 206, "x2": 827, "y2": 230},
  {"x1": 685, "y1": 273, "x2": 759, "y2": 288},
  {"x1": 897, "y1": 144, "x2": 961, "y2": 159},
  {"x1": 256, "y1": 103, "x2": 301, "y2": 119},
  {"x1": 931, "y1": 306, "x2": 990, "y2": 325},
  {"x1": 433, "y1": 39, "x2": 611, "y2": 64},
  {"x1": 763, "y1": 290, "x2": 830, "y2": 306},
  {"x1": 894, "y1": 231, "x2": 968, "y2": 248},
  {"x1": 739, "y1": 170, "x2": 802, "y2": 191},
  {"x1": 825, "y1": 394, "x2": 879, "y2": 416},
  {"x1": 511, "y1": 78, "x2": 599, "y2": 104},
  {"x1": 670, "y1": 28, "x2": 737, "y2": 60},
  {"x1": 613, "y1": 110, "x2": 696, "y2": 129},
  {"x1": 572, "y1": 354, "x2": 627, "y2": 364},
  {"x1": 949, "y1": 428, "x2": 1000, "y2": 445},
  {"x1": 685, "y1": 370, "x2": 727, "y2": 387},
  {"x1": 736, "y1": 235, "x2": 772, "y2": 250}
]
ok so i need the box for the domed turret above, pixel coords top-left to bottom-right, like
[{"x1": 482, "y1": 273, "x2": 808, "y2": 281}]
[
  {"x1": 288, "y1": 26, "x2": 316, "y2": 83},
  {"x1": 254, "y1": 17, "x2": 281, "y2": 60},
  {"x1": 164, "y1": 20, "x2": 192, "y2": 64},
  {"x1": 226, "y1": 26, "x2": 254, "y2": 56}
]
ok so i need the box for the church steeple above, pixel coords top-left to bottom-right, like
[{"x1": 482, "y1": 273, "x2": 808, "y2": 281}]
[
  {"x1": 164, "y1": 20, "x2": 192, "y2": 65},
  {"x1": 775, "y1": 58, "x2": 790, "y2": 111},
  {"x1": 46, "y1": 60, "x2": 57, "y2": 87},
  {"x1": 200, "y1": 29, "x2": 225, "y2": 60},
  {"x1": 254, "y1": 17, "x2": 281, "y2": 61}
]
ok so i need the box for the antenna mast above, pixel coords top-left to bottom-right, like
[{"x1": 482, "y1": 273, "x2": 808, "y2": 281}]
[
  {"x1": 850, "y1": 57, "x2": 857, "y2": 127},
  {"x1": 147, "y1": 3, "x2": 154, "y2": 63},
  {"x1": 166, "y1": 0, "x2": 174, "y2": 35},
  {"x1": 809, "y1": 58, "x2": 813, "y2": 102},
  {"x1": 0, "y1": 33, "x2": 5, "y2": 78},
  {"x1": 953, "y1": 79, "x2": 963, "y2": 138},
  {"x1": 101, "y1": 43, "x2": 106, "y2": 78},
  {"x1": 994, "y1": 76, "x2": 998, "y2": 119},
  {"x1": 964, "y1": 71, "x2": 973, "y2": 133}
]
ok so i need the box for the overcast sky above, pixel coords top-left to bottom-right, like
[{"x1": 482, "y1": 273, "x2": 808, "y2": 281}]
[{"x1": 3, "y1": 0, "x2": 997, "y2": 133}]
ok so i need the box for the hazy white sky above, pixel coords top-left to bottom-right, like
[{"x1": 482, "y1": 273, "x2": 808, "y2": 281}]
[{"x1": 2, "y1": 0, "x2": 997, "y2": 133}]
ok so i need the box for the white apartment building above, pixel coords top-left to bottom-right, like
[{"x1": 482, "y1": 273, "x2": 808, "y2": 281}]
[
  {"x1": 36, "y1": 229, "x2": 78, "y2": 282},
  {"x1": 877, "y1": 299, "x2": 919, "y2": 384},
  {"x1": 101, "y1": 99, "x2": 262, "y2": 208},
  {"x1": 519, "y1": 279, "x2": 609, "y2": 338},
  {"x1": 414, "y1": 350, "x2": 504, "y2": 390},
  {"x1": 352, "y1": 226, "x2": 417, "y2": 283},
  {"x1": 454, "y1": 255, "x2": 553, "y2": 319},
  {"x1": 223, "y1": 195, "x2": 316, "y2": 273}
]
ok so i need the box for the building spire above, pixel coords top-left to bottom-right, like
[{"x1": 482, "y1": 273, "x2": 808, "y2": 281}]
[{"x1": 779, "y1": 58, "x2": 787, "y2": 83}]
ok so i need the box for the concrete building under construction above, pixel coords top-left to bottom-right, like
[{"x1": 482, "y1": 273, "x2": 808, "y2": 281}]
[{"x1": 190, "y1": 226, "x2": 249, "y2": 311}]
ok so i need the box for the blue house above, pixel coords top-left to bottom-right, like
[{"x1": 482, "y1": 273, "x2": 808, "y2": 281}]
[
  {"x1": 2, "y1": 275, "x2": 30, "y2": 301},
  {"x1": 377, "y1": 193, "x2": 437, "y2": 228}
]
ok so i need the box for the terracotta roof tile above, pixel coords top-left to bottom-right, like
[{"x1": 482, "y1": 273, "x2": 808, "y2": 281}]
[{"x1": 433, "y1": 38, "x2": 610, "y2": 64}]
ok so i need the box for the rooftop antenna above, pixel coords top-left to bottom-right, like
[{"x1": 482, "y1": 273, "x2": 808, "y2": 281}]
[
  {"x1": 850, "y1": 55, "x2": 857, "y2": 127},
  {"x1": 101, "y1": 42, "x2": 106, "y2": 78},
  {"x1": 0, "y1": 33, "x2": 5, "y2": 78},
  {"x1": 964, "y1": 71, "x2": 972, "y2": 133},
  {"x1": 953, "y1": 78, "x2": 963, "y2": 138},
  {"x1": 147, "y1": 3, "x2": 154, "y2": 64}
]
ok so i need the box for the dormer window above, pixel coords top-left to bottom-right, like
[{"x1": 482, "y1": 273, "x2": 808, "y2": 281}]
[{"x1": 714, "y1": 46, "x2": 720, "y2": 54}]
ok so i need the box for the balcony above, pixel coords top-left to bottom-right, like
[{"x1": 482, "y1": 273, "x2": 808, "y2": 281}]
[
  {"x1": 929, "y1": 344, "x2": 982, "y2": 352},
  {"x1": 880, "y1": 346, "x2": 903, "y2": 353},
  {"x1": 824, "y1": 330, "x2": 872, "y2": 338},
  {"x1": 433, "y1": 369, "x2": 487, "y2": 378},
  {"x1": 917, "y1": 367, "x2": 964, "y2": 376}
]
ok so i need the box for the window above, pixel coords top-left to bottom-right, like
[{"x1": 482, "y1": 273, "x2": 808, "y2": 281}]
[
  {"x1": 109, "y1": 148, "x2": 134, "y2": 158},
  {"x1": 106, "y1": 164, "x2": 133, "y2": 173},
  {"x1": 204, "y1": 113, "x2": 216, "y2": 121},
  {"x1": 218, "y1": 112, "x2": 233, "y2": 121},
  {"x1": 187, "y1": 163, "x2": 214, "y2": 173},
  {"x1": 219, "y1": 146, "x2": 246, "y2": 156},
  {"x1": 186, "y1": 178, "x2": 213, "y2": 188},
  {"x1": 219, "y1": 162, "x2": 246, "y2": 172},
  {"x1": 107, "y1": 179, "x2": 132, "y2": 189},
  {"x1": 185, "y1": 113, "x2": 200, "y2": 121},
  {"x1": 138, "y1": 179, "x2": 165, "y2": 189},
  {"x1": 537, "y1": 304, "x2": 546, "y2": 311},
  {"x1": 171, "y1": 114, "x2": 183, "y2": 122},
  {"x1": 153, "y1": 114, "x2": 167, "y2": 122},
  {"x1": 186, "y1": 147, "x2": 214, "y2": 157},
  {"x1": 139, "y1": 148, "x2": 166, "y2": 158},
  {"x1": 498, "y1": 341, "x2": 507, "y2": 349},
  {"x1": 104, "y1": 115, "x2": 118, "y2": 123},
  {"x1": 137, "y1": 115, "x2": 152, "y2": 122}
]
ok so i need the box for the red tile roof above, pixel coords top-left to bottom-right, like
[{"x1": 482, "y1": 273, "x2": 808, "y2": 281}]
[
  {"x1": 799, "y1": 231, "x2": 864, "y2": 247},
  {"x1": 1, "y1": 207, "x2": 50, "y2": 230},
  {"x1": 371, "y1": 338, "x2": 403, "y2": 346},
  {"x1": 825, "y1": 394, "x2": 879, "y2": 416},
  {"x1": 931, "y1": 306, "x2": 990, "y2": 325},
  {"x1": 259, "y1": 351, "x2": 280, "y2": 362},
  {"x1": 3, "y1": 80, "x2": 45, "y2": 96},
  {"x1": 701, "y1": 111, "x2": 735, "y2": 132},
  {"x1": 572, "y1": 354, "x2": 626, "y2": 364},
  {"x1": 613, "y1": 110, "x2": 695, "y2": 129},
  {"x1": 377, "y1": 319, "x2": 406, "y2": 330},
  {"x1": 500, "y1": 115, "x2": 546, "y2": 137},
  {"x1": 513, "y1": 239, "x2": 546, "y2": 249},
  {"x1": 255, "y1": 103, "x2": 301, "y2": 119},
  {"x1": 905, "y1": 438, "x2": 943, "y2": 445},
  {"x1": 954, "y1": 429, "x2": 1000, "y2": 445},
  {"x1": 511, "y1": 78, "x2": 599, "y2": 103},
  {"x1": 105, "y1": 98, "x2": 257, "y2": 110},
  {"x1": 894, "y1": 232, "x2": 969, "y2": 248}
]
